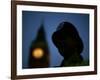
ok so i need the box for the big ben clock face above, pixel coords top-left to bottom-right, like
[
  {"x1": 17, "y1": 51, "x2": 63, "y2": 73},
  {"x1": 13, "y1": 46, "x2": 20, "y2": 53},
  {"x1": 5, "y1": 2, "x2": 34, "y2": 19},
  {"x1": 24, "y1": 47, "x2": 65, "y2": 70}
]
[{"x1": 32, "y1": 48, "x2": 44, "y2": 59}]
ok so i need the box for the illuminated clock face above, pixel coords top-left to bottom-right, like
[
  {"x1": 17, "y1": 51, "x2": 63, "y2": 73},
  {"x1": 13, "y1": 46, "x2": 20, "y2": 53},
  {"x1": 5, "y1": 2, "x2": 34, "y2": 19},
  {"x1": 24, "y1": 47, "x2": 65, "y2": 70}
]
[{"x1": 32, "y1": 48, "x2": 44, "y2": 59}]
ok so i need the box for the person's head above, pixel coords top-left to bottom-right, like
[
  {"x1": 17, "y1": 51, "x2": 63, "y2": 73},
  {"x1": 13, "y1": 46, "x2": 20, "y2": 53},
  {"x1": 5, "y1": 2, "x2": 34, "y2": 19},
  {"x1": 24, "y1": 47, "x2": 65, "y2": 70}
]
[{"x1": 52, "y1": 22, "x2": 84, "y2": 59}]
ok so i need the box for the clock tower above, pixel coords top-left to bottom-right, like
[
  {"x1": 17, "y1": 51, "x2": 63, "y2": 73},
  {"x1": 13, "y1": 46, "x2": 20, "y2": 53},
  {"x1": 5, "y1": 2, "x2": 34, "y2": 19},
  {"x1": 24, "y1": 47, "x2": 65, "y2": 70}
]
[{"x1": 28, "y1": 22, "x2": 50, "y2": 68}]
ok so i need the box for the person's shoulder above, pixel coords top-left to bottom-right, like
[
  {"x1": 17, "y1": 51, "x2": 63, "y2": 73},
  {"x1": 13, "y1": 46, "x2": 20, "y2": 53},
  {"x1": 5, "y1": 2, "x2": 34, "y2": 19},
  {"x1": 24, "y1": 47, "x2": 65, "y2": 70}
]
[
  {"x1": 62, "y1": 60, "x2": 89, "y2": 67},
  {"x1": 81, "y1": 60, "x2": 89, "y2": 66}
]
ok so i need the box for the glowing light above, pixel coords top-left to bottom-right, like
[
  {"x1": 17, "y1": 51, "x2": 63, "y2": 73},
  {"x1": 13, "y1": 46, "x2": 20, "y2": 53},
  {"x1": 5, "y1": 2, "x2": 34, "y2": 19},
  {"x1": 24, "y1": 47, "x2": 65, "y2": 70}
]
[{"x1": 32, "y1": 48, "x2": 44, "y2": 59}]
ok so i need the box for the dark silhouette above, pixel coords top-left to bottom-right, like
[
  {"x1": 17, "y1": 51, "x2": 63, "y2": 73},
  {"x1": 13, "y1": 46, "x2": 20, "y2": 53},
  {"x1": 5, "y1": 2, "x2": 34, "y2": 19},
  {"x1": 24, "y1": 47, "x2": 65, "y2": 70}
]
[
  {"x1": 28, "y1": 23, "x2": 49, "y2": 68},
  {"x1": 52, "y1": 22, "x2": 84, "y2": 66}
]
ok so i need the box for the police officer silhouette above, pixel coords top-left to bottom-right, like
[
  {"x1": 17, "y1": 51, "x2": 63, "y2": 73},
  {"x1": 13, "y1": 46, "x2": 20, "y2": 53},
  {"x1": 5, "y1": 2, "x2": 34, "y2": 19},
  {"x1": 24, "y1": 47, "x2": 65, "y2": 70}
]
[{"x1": 52, "y1": 22, "x2": 87, "y2": 67}]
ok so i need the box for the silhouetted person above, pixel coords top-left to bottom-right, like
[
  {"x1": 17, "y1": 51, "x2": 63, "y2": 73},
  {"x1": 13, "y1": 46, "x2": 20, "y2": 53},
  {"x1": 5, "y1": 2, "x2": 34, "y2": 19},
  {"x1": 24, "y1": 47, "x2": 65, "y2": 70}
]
[{"x1": 52, "y1": 22, "x2": 85, "y2": 67}]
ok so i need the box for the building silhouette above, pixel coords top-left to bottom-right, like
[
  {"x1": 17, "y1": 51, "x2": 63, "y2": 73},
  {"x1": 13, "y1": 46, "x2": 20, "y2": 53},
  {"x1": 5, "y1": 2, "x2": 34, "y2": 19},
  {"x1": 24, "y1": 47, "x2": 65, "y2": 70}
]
[{"x1": 28, "y1": 22, "x2": 50, "y2": 68}]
